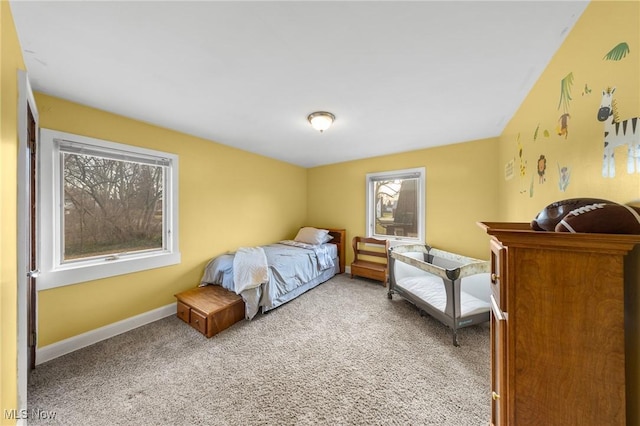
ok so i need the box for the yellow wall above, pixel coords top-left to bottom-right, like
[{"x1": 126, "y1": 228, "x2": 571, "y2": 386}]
[
  {"x1": 0, "y1": 0, "x2": 25, "y2": 422},
  {"x1": 498, "y1": 0, "x2": 639, "y2": 219},
  {"x1": 35, "y1": 94, "x2": 308, "y2": 346},
  {"x1": 497, "y1": 1, "x2": 639, "y2": 423},
  {"x1": 307, "y1": 137, "x2": 500, "y2": 262}
]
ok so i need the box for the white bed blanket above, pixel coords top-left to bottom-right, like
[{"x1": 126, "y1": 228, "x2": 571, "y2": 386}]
[{"x1": 233, "y1": 247, "x2": 269, "y2": 294}]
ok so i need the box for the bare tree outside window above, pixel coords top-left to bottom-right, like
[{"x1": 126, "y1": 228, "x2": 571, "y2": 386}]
[
  {"x1": 63, "y1": 153, "x2": 164, "y2": 261},
  {"x1": 39, "y1": 129, "x2": 179, "y2": 289}
]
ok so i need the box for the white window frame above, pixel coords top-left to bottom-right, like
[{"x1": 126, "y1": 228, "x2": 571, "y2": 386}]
[
  {"x1": 365, "y1": 167, "x2": 425, "y2": 242},
  {"x1": 38, "y1": 129, "x2": 180, "y2": 289}
]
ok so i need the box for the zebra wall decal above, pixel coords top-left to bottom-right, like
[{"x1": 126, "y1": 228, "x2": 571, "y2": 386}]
[{"x1": 597, "y1": 87, "x2": 640, "y2": 178}]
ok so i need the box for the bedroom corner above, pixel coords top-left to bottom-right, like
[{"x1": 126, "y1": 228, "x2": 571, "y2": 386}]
[
  {"x1": 306, "y1": 136, "x2": 500, "y2": 264},
  {"x1": 33, "y1": 94, "x2": 308, "y2": 351}
]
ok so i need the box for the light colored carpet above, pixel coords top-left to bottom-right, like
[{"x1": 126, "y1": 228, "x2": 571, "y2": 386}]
[{"x1": 28, "y1": 274, "x2": 490, "y2": 425}]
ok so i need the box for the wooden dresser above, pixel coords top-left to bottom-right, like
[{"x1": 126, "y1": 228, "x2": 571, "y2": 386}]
[{"x1": 478, "y1": 222, "x2": 640, "y2": 426}]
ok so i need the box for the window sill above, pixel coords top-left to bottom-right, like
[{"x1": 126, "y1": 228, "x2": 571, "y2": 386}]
[{"x1": 37, "y1": 251, "x2": 181, "y2": 290}]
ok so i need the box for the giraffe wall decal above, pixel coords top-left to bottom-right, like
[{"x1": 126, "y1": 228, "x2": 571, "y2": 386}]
[{"x1": 597, "y1": 87, "x2": 640, "y2": 178}]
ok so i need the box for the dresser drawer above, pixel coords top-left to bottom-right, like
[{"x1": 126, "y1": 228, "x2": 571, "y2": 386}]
[
  {"x1": 189, "y1": 309, "x2": 208, "y2": 335},
  {"x1": 176, "y1": 301, "x2": 191, "y2": 323}
]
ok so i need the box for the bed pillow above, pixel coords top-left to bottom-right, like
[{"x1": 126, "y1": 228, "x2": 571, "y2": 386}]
[
  {"x1": 321, "y1": 233, "x2": 334, "y2": 243},
  {"x1": 294, "y1": 227, "x2": 331, "y2": 245}
]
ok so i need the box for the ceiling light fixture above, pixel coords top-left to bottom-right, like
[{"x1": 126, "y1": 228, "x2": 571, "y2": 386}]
[{"x1": 307, "y1": 111, "x2": 335, "y2": 133}]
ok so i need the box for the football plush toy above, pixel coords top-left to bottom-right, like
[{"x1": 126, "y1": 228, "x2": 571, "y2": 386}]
[
  {"x1": 530, "y1": 198, "x2": 611, "y2": 231},
  {"x1": 555, "y1": 202, "x2": 640, "y2": 234}
]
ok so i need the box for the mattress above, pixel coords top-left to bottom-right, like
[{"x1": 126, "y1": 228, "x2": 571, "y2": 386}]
[
  {"x1": 201, "y1": 241, "x2": 338, "y2": 319},
  {"x1": 397, "y1": 275, "x2": 490, "y2": 317}
]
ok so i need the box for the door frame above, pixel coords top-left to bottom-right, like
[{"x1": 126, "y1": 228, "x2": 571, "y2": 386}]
[{"x1": 17, "y1": 70, "x2": 38, "y2": 419}]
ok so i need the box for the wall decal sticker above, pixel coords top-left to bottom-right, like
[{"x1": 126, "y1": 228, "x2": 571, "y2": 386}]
[
  {"x1": 603, "y1": 42, "x2": 630, "y2": 61},
  {"x1": 556, "y1": 73, "x2": 574, "y2": 140},
  {"x1": 505, "y1": 159, "x2": 515, "y2": 181},
  {"x1": 558, "y1": 72, "x2": 574, "y2": 114},
  {"x1": 518, "y1": 135, "x2": 527, "y2": 177},
  {"x1": 543, "y1": 129, "x2": 550, "y2": 138},
  {"x1": 534, "y1": 123, "x2": 540, "y2": 141},
  {"x1": 529, "y1": 175, "x2": 534, "y2": 198},
  {"x1": 558, "y1": 164, "x2": 571, "y2": 191},
  {"x1": 582, "y1": 83, "x2": 592, "y2": 96},
  {"x1": 537, "y1": 155, "x2": 547, "y2": 183},
  {"x1": 556, "y1": 113, "x2": 571, "y2": 139},
  {"x1": 515, "y1": 134, "x2": 528, "y2": 196},
  {"x1": 598, "y1": 87, "x2": 640, "y2": 178}
]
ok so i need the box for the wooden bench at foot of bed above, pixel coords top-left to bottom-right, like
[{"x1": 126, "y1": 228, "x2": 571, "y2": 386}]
[{"x1": 175, "y1": 285, "x2": 245, "y2": 338}]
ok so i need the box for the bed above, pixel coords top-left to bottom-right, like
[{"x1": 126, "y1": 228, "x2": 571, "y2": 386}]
[
  {"x1": 200, "y1": 227, "x2": 345, "y2": 319},
  {"x1": 388, "y1": 244, "x2": 490, "y2": 346}
]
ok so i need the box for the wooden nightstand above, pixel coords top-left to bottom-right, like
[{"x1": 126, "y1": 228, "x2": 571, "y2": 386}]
[{"x1": 174, "y1": 285, "x2": 245, "y2": 338}]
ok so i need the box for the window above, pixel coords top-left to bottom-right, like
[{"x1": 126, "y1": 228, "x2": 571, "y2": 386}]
[
  {"x1": 39, "y1": 129, "x2": 180, "y2": 289},
  {"x1": 366, "y1": 167, "x2": 425, "y2": 242}
]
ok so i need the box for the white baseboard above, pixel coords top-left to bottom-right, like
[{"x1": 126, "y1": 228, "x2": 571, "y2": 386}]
[
  {"x1": 345, "y1": 265, "x2": 351, "y2": 275},
  {"x1": 36, "y1": 303, "x2": 176, "y2": 365}
]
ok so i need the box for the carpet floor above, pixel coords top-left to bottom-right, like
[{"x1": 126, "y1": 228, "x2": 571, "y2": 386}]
[{"x1": 28, "y1": 274, "x2": 490, "y2": 425}]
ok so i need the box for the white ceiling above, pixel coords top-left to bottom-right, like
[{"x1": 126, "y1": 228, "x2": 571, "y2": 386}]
[{"x1": 10, "y1": 1, "x2": 589, "y2": 168}]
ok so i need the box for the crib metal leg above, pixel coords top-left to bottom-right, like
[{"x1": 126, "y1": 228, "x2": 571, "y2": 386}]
[
  {"x1": 453, "y1": 330, "x2": 459, "y2": 347},
  {"x1": 387, "y1": 290, "x2": 393, "y2": 299}
]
